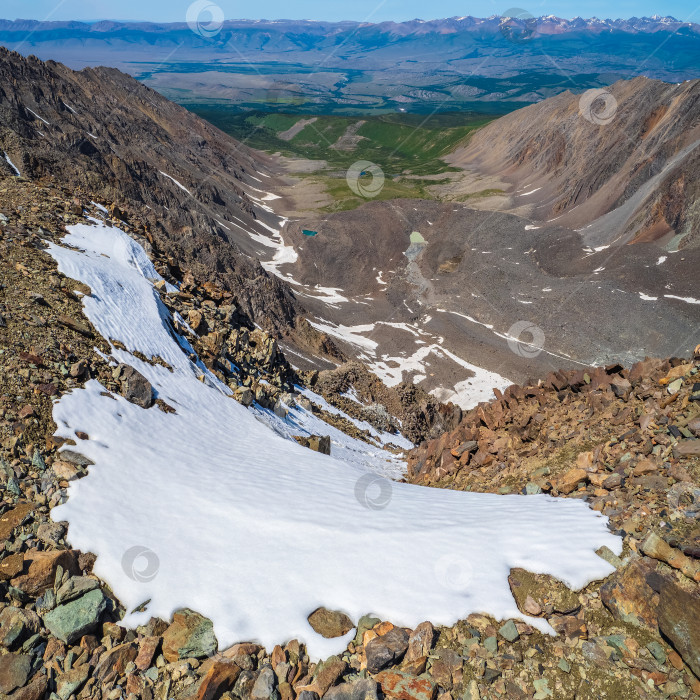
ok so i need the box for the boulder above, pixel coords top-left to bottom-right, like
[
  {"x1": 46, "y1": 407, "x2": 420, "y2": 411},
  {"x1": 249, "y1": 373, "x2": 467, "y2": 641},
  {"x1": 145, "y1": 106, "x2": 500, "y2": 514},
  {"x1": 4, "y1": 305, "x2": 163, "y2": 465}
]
[
  {"x1": 308, "y1": 435, "x2": 331, "y2": 455},
  {"x1": 296, "y1": 656, "x2": 346, "y2": 697},
  {"x1": 554, "y1": 468, "x2": 588, "y2": 494},
  {"x1": 43, "y1": 588, "x2": 108, "y2": 644},
  {"x1": 0, "y1": 503, "x2": 34, "y2": 542},
  {"x1": 117, "y1": 364, "x2": 154, "y2": 408},
  {"x1": 365, "y1": 627, "x2": 410, "y2": 673},
  {"x1": 94, "y1": 642, "x2": 138, "y2": 683},
  {"x1": 657, "y1": 581, "x2": 700, "y2": 678},
  {"x1": 9, "y1": 673, "x2": 48, "y2": 700},
  {"x1": 405, "y1": 621, "x2": 435, "y2": 662},
  {"x1": 307, "y1": 608, "x2": 354, "y2": 638},
  {"x1": 56, "y1": 664, "x2": 90, "y2": 700},
  {"x1": 0, "y1": 653, "x2": 31, "y2": 694},
  {"x1": 135, "y1": 635, "x2": 161, "y2": 671},
  {"x1": 374, "y1": 671, "x2": 436, "y2": 700},
  {"x1": 162, "y1": 609, "x2": 218, "y2": 662},
  {"x1": 673, "y1": 439, "x2": 700, "y2": 457},
  {"x1": 0, "y1": 552, "x2": 24, "y2": 581},
  {"x1": 11, "y1": 549, "x2": 80, "y2": 597},
  {"x1": 600, "y1": 559, "x2": 658, "y2": 629},
  {"x1": 508, "y1": 568, "x2": 579, "y2": 617},
  {"x1": 55, "y1": 575, "x2": 100, "y2": 605},
  {"x1": 0, "y1": 607, "x2": 41, "y2": 649},
  {"x1": 251, "y1": 665, "x2": 277, "y2": 700},
  {"x1": 196, "y1": 660, "x2": 242, "y2": 700}
]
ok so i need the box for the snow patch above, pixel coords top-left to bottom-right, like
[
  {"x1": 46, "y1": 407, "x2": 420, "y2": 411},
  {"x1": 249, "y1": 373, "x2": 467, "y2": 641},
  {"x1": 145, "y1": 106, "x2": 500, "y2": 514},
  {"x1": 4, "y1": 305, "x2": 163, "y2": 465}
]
[
  {"x1": 3, "y1": 152, "x2": 20, "y2": 177},
  {"x1": 45, "y1": 187, "x2": 621, "y2": 663},
  {"x1": 159, "y1": 171, "x2": 191, "y2": 195},
  {"x1": 664, "y1": 294, "x2": 700, "y2": 305},
  {"x1": 26, "y1": 107, "x2": 50, "y2": 125}
]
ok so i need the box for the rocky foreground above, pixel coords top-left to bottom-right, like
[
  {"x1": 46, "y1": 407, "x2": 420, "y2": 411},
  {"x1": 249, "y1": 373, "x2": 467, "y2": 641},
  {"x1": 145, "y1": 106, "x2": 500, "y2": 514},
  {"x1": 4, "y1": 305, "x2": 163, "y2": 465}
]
[{"x1": 1, "y1": 174, "x2": 699, "y2": 700}]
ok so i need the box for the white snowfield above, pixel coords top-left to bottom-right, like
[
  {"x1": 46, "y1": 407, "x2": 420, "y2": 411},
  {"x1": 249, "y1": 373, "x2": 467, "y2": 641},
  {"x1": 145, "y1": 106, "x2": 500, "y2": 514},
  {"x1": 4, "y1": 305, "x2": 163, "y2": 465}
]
[{"x1": 46, "y1": 221, "x2": 622, "y2": 659}]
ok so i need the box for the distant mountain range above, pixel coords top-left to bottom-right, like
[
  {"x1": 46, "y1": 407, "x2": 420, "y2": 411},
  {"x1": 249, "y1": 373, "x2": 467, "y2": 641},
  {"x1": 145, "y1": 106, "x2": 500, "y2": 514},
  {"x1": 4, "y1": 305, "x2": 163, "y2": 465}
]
[{"x1": 1, "y1": 16, "x2": 698, "y2": 112}]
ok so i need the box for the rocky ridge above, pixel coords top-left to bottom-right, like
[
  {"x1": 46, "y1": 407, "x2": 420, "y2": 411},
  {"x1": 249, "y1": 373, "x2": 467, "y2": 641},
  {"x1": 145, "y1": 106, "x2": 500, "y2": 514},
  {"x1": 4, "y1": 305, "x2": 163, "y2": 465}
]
[{"x1": 0, "y1": 46, "x2": 342, "y2": 363}]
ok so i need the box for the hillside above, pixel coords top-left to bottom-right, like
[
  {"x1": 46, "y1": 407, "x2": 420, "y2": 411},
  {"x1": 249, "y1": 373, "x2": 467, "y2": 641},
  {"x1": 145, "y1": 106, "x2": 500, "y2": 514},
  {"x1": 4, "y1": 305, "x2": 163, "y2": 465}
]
[{"x1": 449, "y1": 77, "x2": 700, "y2": 249}]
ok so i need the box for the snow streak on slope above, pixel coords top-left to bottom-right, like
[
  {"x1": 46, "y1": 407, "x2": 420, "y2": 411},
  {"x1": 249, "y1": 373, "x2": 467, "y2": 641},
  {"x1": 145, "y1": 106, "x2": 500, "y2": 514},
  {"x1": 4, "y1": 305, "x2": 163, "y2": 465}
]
[
  {"x1": 3, "y1": 151, "x2": 20, "y2": 176},
  {"x1": 47, "y1": 221, "x2": 622, "y2": 659}
]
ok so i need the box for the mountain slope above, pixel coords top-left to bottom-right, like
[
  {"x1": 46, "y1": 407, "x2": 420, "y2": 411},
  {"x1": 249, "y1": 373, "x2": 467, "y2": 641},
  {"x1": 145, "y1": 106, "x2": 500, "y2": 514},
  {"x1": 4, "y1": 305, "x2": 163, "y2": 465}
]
[
  {"x1": 449, "y1": 77, "x2": 700, "y2": 249},
  {"x1": 0, "y1": 48, "x2": 323, "y2": 342}
]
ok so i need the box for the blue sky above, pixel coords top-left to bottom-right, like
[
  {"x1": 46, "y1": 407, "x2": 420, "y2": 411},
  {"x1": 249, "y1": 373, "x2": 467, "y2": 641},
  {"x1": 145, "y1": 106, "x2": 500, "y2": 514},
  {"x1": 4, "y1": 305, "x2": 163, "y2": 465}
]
[{"x1": 3, "y1": 0, "x2": 699, "y2": 23}]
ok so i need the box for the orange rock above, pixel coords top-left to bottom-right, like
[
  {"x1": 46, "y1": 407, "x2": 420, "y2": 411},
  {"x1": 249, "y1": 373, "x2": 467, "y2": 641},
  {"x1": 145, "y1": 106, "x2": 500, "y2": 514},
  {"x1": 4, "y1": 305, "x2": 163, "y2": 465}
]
[
  {"x1": 222, "y1": 642, "x2": 263, "y2": 659},
  {"x1": 271, "y1": 645, "x2": 286, "y2": 668},
  {"x1": 668, "y1": 649, "x2": 684, "y2": 670},
  {"x1": 0, "y1": 503, "x2": 35, "y2": 542},
  {"x1": 375, "y1": 671, "x2": 437, "y2": 700},
  {"x1": 556, "y1": 468, "x2": 588, "y2": 495},
  {"x1": 135, "y1": 636, "x2": 161, "y2": 671},
  {"x1": 196, "y1": 661, "x2": 241, "y2": 700},
  {"x1": 633, "y1": 458, "x2": 658, "y2": 476},
  {"x1": 11, "y1": 549, "x2": 79, "y2": 596},
  {"x1": 659, "y1": 364, "x2": 692, "y2": 384},
  {"x1": 374, "y1": 621, "x2": 395, "y2": 636},
  {"x1": 0, "y1": 552, "x2": 24, "y2": 581},
  {"x1": 576, "y1": 451, "x2": 595, "y2": 471}
]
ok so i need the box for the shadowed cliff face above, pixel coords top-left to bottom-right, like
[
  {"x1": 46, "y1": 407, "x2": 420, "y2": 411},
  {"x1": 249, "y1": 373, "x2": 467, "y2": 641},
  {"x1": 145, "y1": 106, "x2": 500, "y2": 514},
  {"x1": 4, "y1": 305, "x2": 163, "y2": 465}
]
[
  {"x1": 450, "y1": 77, "x2": 700, "y2": 250},
  {"x1": 0, "y1": 47, "x2": 325, "y2": 353}
]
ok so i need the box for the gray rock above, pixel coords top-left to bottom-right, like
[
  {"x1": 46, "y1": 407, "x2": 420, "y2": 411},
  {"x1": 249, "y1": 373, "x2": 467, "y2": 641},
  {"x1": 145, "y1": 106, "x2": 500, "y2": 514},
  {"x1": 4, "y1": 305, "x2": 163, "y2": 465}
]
[
  {"x1": 365, "y1": 627, "x2": 410, "y2": 673},
  {"x1": 57, "y1": 450, "x2": 95, "y2": 467},
  {"x1": 658, "y1": 581, "x2": 700, "y2": 678},
  {"x1": 297, "y1": 692, "x2": 320, "y2": 700},
  {"x1": 324, "y1": 678, "x2": 379, "y2": 700},
  {"x1": 498, "y1": 620, "x2": 519, "y2": 642},
  {"x1": 37, "y1": 521, "x2": 66, "y2": 546},
  {"x1": 56, "y1": 664, "x2": 90, "y2": 700},
  {"x1": 234, "y1": 670, "x2": 257, "y2": 700},
  {"x1": 251, "y1": 665, "x2": 277, "y2": 700},
  {"x1": 55, "y1": 575, "x2": 100, "y2": 605},
  {"x1": 43, "y1": 588, "x2": 107, "y2": 644},
  {"x1": 162, "y1": 609, "x2": 217, "y2": 661},
  {"x1": 117, "y1": 364, "x2": 155, "y2": 408},
  {"x1": 0, "y1": 607, "x2": 41, "y2": 649},
  {"x1": 234, "y1": 386, "x2": 254, "y2": 407}
]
